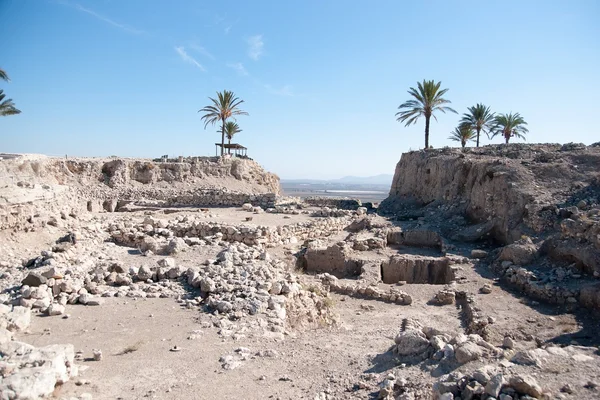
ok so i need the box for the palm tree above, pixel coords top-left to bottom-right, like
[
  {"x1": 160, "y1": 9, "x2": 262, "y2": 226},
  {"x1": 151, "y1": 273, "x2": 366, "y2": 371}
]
[
  {"x1": 460, "y1": 103, "x2": 495, "y2": 147},
  {"x1": 490, "y1": 112, "x2": 528, "y2": 144},
  {"x1": 448, "y1": 124, "x2": 476, "y2": 148},
  {"x1": 222, "y1": 121, "x2": 242, "y2": 154},
  {"x1": 0, "y1": 68, "x2": 9, "y2": 82},
  {"x1": 199, "y1": 90, "x2": 248, "y2": 156},
  {"x1": 0, "y1": 90, "x2": 21, "y2": 117},
  {"x1": 396, "y1": 80, "x2": 457, "y2": 148}
]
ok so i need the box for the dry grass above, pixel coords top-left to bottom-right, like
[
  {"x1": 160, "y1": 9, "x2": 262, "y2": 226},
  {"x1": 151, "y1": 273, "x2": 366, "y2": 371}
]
[{"x1": 116, "y1": 341, "x2": 144, "y2": 356}]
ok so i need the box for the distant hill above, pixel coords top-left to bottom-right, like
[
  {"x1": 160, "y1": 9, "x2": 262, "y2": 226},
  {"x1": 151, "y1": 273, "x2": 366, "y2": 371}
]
[{"x1": 282, "y1": 174, "x2": 393, "y2": 186}]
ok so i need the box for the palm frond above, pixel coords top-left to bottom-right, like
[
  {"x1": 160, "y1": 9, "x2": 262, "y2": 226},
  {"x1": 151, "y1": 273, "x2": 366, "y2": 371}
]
[
  {"x1": 0, "y1": 68, "x2": 9, "y2": 82},
  {"x1": 223, "y1": 121, "x2": 243, "y2": 140},
  {"x1": 0, "y1": 90, "x2": 21, "y2": 116},
  {"x1": 490, "y1": 112, "x2": 528, "y2": 143}
]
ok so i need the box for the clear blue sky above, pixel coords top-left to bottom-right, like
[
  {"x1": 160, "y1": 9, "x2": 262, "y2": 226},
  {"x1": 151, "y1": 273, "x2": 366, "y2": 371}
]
[{"x1": 1, "y1": 0, "x2": 599, "y2": 179}]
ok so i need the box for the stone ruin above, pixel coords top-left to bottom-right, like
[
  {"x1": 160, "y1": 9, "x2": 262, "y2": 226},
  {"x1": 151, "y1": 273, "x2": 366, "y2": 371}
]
[{"x1": 1, "y1": 144, "x2": 600, "y2": 399}]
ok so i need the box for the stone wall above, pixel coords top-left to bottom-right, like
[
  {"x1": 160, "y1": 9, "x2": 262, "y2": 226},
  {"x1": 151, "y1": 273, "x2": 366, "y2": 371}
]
[
  {"x1": 303, "y1": 197, "x2": 362, "y2": 210},
  {"x1": 106, "y1": 189, "x2": 278, "y2": 210},
  {"x1": 109, "y1": 215, "x2": 352, "y2": 249}
]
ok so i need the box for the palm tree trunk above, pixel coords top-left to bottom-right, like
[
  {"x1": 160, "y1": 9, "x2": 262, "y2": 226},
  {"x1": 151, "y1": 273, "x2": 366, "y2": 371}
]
[
  {"x1": 221, "y1": 117, "x2": 225, "y2": 156},
  {"x1": 228, "y1": 138, "x2": 231, "y2": 154},
  {"x1": 461, "y1": 140, "x2": 466, "y2": 148},
  {"x1": 505, "y1": 133, "x2": 510, "y2": 144},
  {"x1": 476, "y1": 127, "x2": 481, "y2": 147},
  {"x1": 424, "y1": 116, "x2": 430, "y2": 148}
]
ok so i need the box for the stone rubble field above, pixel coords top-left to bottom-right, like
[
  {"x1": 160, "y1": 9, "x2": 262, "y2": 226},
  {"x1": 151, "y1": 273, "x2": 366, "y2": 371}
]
[{"x1": 1, "y1": 147, "x2": 600, "y2": 400}]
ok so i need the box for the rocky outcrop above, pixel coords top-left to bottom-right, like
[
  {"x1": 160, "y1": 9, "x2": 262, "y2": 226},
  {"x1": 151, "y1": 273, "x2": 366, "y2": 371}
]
[
  {"x1": 1, "y1": 155, "x2": 281, "y2": 194},
  {"x1": 380, "y1": 144, "x2": 600, "y2": 244},
  {"x1": 0, "y1": 155, "x2": 282, "y2": 231}
]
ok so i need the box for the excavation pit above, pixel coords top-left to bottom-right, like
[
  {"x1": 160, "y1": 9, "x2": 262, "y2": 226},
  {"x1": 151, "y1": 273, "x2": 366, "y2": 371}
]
[{"x1": 381, "y1": 254, "x2": 454, "y2": 284}]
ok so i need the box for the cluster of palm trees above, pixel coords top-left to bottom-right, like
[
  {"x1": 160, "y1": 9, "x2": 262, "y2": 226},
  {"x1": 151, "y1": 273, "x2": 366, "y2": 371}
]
[
  {"x1": 396, "y1": 80, "x2": 528, "y2": 148},
  {"x1": 0, "y1": 68, "x2": 21, "y2": 117},
  {"x1": 199, "y1": 90, "x2": 247, "y2": 156}
]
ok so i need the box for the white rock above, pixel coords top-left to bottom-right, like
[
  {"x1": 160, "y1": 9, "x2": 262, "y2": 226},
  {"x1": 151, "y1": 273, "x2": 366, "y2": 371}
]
[
  {"x1": 7, "y1": 306, "x2": 32, "y2": 332},
  {"x1": 455, "y1": 341, "x2": 483, "y2": 364},
  {"x1": 48, "y1": 303, "x2": 66, "y2": 316}
]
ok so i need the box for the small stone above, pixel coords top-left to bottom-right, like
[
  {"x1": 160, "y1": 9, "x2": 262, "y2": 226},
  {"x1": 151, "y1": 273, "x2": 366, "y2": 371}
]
[
  {"x1": 86, "y1": 297, "x2": 104, "y2": 306},
  {"x1": 485, "y1": 374, "x2": 505, "y2": 397},
  {"x1": 48, "y1": 303, "x2": 66, "y2": 316},
  {"x1": 471, "y1": 249, "x2": 488, "y2": 259},
  {"x1": 560, "y1": 384, "x2": 573, "y2": 394},
  {"x1": 480, "y1": 283, "x2": 493, "y2": 294},
  {"x1": 93, "y1": 349, "x2": 103, "y2": 361},
  {"x1": 503, "y1": 336, "x2": 515, "y2": 349}
]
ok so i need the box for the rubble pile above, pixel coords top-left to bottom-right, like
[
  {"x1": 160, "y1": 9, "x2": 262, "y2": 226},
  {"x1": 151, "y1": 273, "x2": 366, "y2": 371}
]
[
  {"x1": 391, "y1": 318, "x2": 500, "y2": 365},
  {"x1": 108, "y1": 214, "x2": 352, "y2": 249},
  {"x1": 433, "y1": 370, "x2": 545, "y2": 400},
  {"x1": 319, "y1": 273, "x2": 413, "y2": 305}
]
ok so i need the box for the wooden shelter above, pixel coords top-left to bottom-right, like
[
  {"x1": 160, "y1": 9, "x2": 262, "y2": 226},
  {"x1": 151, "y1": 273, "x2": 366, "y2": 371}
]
[{"x1": 215, "y1": 143, "x2": 248, "y2": 157}]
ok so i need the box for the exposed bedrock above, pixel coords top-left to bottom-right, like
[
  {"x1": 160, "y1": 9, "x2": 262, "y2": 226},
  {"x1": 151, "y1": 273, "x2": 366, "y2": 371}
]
[{"x1": 380, "y1": 143, "x2": 600, "y2": 245}]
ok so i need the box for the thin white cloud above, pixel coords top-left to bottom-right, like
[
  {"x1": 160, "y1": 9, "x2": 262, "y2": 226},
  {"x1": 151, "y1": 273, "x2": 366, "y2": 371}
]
[
  {"x1": 227, "y1": 62, "x2": 248, "y2": 76},
  {"x1": 175, "y1": 46, "x2": 206, "y2": 71},
  {"x1": 264, "y1": 84, "x2": 294, "y2": 97},
  {"x1": 224, "y1": 25, "x2": 232, "y2": 34},
  {"x1": 246, "y1": 35, "x2": 264, "y2": 60},
  {"x1": 190, "y1": 44, "x2": 215, "y2": 60},
  {"x1": 72, "y1": 3, "x2": 145, "y2": 35}
]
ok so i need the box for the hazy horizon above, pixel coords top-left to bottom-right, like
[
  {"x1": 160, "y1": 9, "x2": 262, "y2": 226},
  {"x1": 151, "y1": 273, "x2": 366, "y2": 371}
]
[{"x1": 2, "y1": 0, "x2": 599, "y2": 179}]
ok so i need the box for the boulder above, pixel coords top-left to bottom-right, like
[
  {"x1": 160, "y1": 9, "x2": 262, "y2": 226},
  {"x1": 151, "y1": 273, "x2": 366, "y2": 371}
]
[
  {"x1": 0, "y1": 327, "x2": 13, "y2": 344},
  {"x1": 498, "y1": 238, "x2": 537, "y2": 265},
  {"x1": 7, "y1": 307, "x2": 32, "y2": 332},
  {"x1": 471, "y1": 249, "x2": 489, "y2": 259},
  {"x1": 0, "y1": 367, "x2": 58, "y2": 399},
  {"x1": 508, "y1": 375, "x2": 543, "y2": 398},
  {"x1": 433, "y1": 290, "x2": 455, "y2": 305},
  {"x1": 511, "y1": 349, "x2": 544, "y2": 367},
  {"x1": 485, "y1": 374, "x2": 505, "y2": 398},
  {"x1": 454, "y1": 341, "x2": 483, "y2": 364},
  {"x1": 22, "y1": 272, "x2": 47, "y2": 287},
  {"x1": 157, "y1": 257, "x2": 176, "y2": 269},
  {"x1": 137, "y1": 265, "x2": 153, "y2": 281},
  {"x1": 393, "y1": 329, "x2": 430, "y2": 356}
]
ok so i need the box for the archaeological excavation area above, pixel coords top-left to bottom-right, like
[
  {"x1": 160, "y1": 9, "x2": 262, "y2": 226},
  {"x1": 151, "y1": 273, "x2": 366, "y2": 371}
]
[{"x1": 1, "y1": 144, "x2": 600, "y2": 400}]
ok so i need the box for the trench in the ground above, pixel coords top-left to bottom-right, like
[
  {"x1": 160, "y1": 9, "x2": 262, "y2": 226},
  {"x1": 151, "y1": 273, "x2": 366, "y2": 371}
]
[{"x1": 380, "y1": 256, "x2": 454, "y2": 284}]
